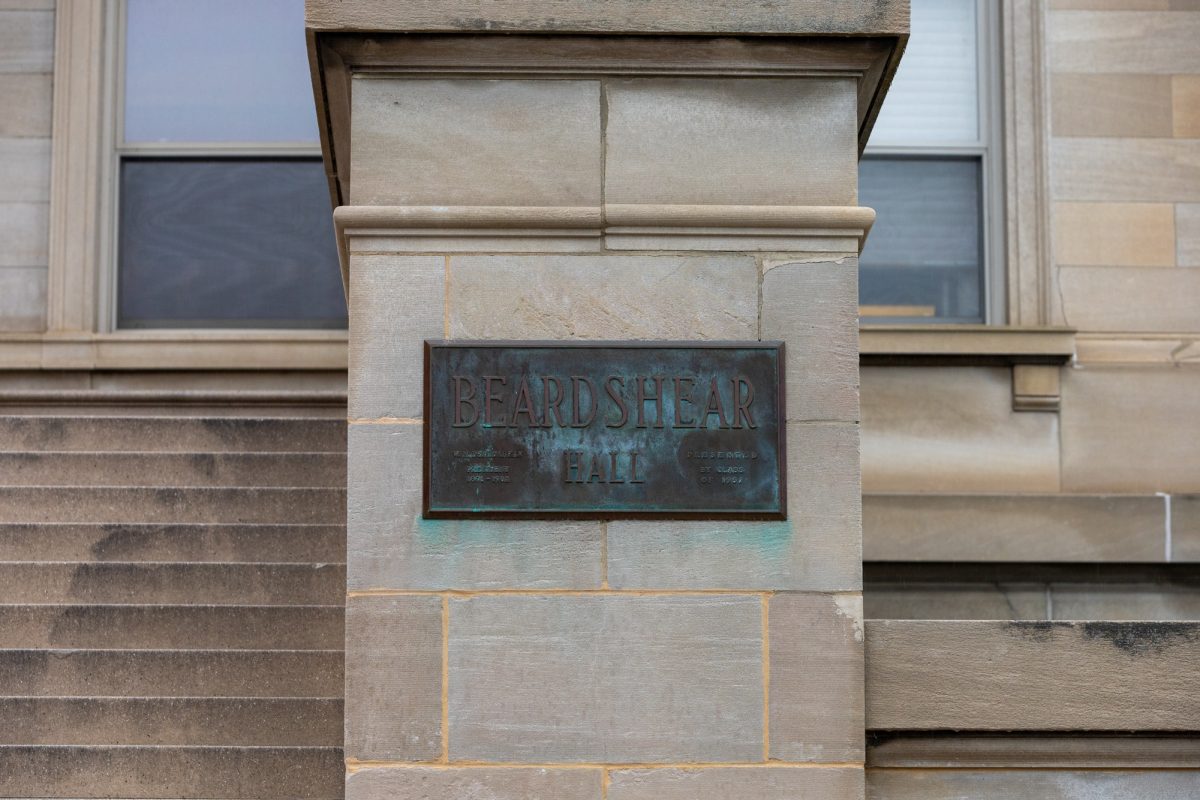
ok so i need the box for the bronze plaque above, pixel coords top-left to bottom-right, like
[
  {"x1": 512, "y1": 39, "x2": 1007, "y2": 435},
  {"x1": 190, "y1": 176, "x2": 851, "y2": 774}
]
[{"x1": 423, "y1": 341, "x2": 786, "y2": 519}]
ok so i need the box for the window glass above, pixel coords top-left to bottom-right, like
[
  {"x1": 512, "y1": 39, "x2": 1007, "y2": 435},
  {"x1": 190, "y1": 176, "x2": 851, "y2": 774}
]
[
  {"x1": 124, "y1": 0, "x2": 317, "y2": 143},
  {"x1": 859, "y1": 157, "x2": 983, "y2": 323},
  {"x1": 117, "y1": 159, "x2": 345, "y2": 328},
  {"x1": 869, "y1": 0, "x2": 979, "y2": 146}
]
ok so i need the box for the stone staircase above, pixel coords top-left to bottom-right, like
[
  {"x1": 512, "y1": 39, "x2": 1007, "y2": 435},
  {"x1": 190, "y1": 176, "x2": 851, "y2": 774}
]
[{"x1": 0, "y1": 415, "x2": 346, "y2": 799}]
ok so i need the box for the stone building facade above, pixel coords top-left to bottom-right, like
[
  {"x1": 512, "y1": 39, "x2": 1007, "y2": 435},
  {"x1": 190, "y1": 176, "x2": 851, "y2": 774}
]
[{"x1": 0, "y1": 0, "x2": 1197, "y2": 798}]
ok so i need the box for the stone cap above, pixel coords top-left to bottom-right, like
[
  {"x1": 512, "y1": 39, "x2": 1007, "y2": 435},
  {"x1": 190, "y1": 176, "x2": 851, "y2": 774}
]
[{"x1": 305, "y1": 0, "x2": 909, "y2": 36}]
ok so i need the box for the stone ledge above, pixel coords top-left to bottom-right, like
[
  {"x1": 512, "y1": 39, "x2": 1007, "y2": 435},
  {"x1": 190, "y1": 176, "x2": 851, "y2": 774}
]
[
  {"x1": 335, "y1": 204, "x2": 875, "y2": 265},
  {"x1": 866, "y1": 619, "x2": 1200, "y2": 731}
]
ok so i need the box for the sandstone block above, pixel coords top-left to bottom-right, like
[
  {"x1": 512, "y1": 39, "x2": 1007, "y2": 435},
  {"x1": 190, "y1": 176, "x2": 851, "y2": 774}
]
[
  {"x1": 866, "y1": 620, "x2": 1200, "y2": 730},
  {"x1": 1174, "y1": 495, "x2": 1200, "y2": 561},
  {"x1": 0, "y1": 265, "x2": 44, "y2": 331},
  {"x1": 0, "y1": 745, "x2": 343, "y2": 799},
  {"x1": 350, "y1": 78, "x2": 601, "y2": 207},
  {"x1": 448, "y1": 594, "x2": 763, "y2": 762},
  {"x1": 345, "y1": 595, "x2": 443, "y2": 761},
  {"x1": 0, "y1": 605, "x2": 343, "y2": 649},
  {"x1": 862, "y1": 366, "x2": 1060, "y2": 493},
  {"x1": 347, "y1": 766, "x2": 602, "y2": 800},
  {"x1": 0, "y1": 74, "x2": 51, "y2": 136},
  {"x1": 0, "y1": 202, "x2": 47, "y2": 266},
  {"x1": 769, "y1": 593, "x2": 864, "y2": 762},
  {"x1": 609, "y1": 767, "x2": 863, "y2": 800},
  {"x1": 1179, "y1": 203, "x2": 1200, "y2": 267},
  {"x1": 604, "y1": 78, "x2": 857, "y2": 206},
  {"x1": 447, "y1": 254, "x2": 758, "y2": 340},
  {"x1": 867, "y1": 768, "x2": 1200, "y2": 800},
  {"x1": 608, "y1": 422, "x2": 860, "y2": 590},
  {"x1": 349, "y1": 255, "x2": 444, "y2": 420},
  {"x1": 760, "y1": 258, "x2": 859, "y2": 422},
  {"x1": 0, "y1": 523, "x2": 346, "y2": 563},
  {"x1": 348, "y1": 423, "x2": 602, "y2": 590},
  {"x1": 1061, "y1": 367, "x2": 1200, "y2": 492},
  {"x1": 863, "y1": 494, "x2": 1166, "y2": 562},
  {"x1": 1053, "y1": 202, "x2": 1176, "y2": 267},
  {"x1": 864, "y1": 583, "x2": 1047, "y2": 621}
]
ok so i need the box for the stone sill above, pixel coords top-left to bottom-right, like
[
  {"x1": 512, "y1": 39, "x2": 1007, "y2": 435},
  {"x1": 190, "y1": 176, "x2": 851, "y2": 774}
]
[
  {"x1": 859, "y1": 326, "x2": 1076, "y2": 411},
  {"x1": 0, "y1": 331, "x2": 349, "y2": 371},
  {"x1": 859, "y1": 325, "x2": 1076, "y2": 367}
]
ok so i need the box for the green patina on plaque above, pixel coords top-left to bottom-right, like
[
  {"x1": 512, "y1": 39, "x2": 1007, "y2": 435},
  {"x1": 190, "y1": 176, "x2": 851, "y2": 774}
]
[{"x1": 423, "y1": 341, "x2": 786, "y2": 519}]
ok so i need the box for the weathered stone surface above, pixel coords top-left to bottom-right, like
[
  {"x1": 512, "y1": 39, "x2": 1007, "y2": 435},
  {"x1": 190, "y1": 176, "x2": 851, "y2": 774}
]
[
  {"x1": 0, "y1": 697, "x2": 342, "y2": 745},
  {"x1": 0, "y1": 605, "x2": 343, "y2": 649},
  {"x1": 0, "y1": 451, "x2": 346, "y2": 486},
  {"x1": 605, "y1": 78, "x2": 857, "y2": 206},
  {"x1": 448, "y1": 594, "x2": 763, "y2": 762},
  {"x1": 1174, "y1": 495, "x2": 1200, "y2": 562},
  {"x1": 0, "y1": 649, "x2": 342, "y2": 697},
  {"x1": 1053, "y1": 201, "x2": 1176, "y2": 266},
  {"x1": 609, "y1": 767, "x2": 863, "y2": 799},
  {"x1": 760, "y1": 258, "x2": 859, "y2": 423},
  {"x1": 0, "y1": 265, "x2": 44, "y2": 330},
  {"x1": 0, "y1": 137, "x2": 50, "y2": 202},
  {"x1": 862, "y1": 366, "x2": 1060, "y2": 493},
  {"x1": 1178, "y1": 203, "x2": 1200, "y2": 267},
  {"x1": 447, "y1": 254, "x2": 758, "y2": 340},
  {"x1": 345, "y1": 595, "x2": 442, "y2": 761},
  {"x1": 347, "y1": 766, "x2": 602, "y2": 800},
  {"x1": 1050, "y1": 584, "x2": 1200, "y2": 621},
  {"x1": 350, "y1": 78, "x2": 601, "y2": 207},
  {"x1": 0, "y1": 561, "x2": 344, "y2": 605},
  {"x1": 769, "y1": 593, "x2": 864, "y2": 762},
  {"x1": 867, "y1": 768, "x2": 1200, "y2": 800},
  {"x1": 307, "y1": 0, "x2": 910, "y2": 36},
  {"x1": 0, "y1": 415, "x2": 346, "y2": 452},
  {"x1": 608, "y1": 422, "x2": 860, "y2": 590},
  {"x1": 0, "y1": 523, "x2": 345, "y2": 563},
  {"x1": 1059, "y1": 265, "x2": 1200, "y2": 332},
  {"x1": 1061, "y1": 367, "x2": 1200, "y2": 493},
  {"x1": 348, "y1": 255, "x2": 444, "y2": 420},
  {"x1": 0, "y1": 9, "x2": 53, "y2": 71},
  {"x1": 863, "y1": 494, "x2": 1166, "y2": 563},
  {"x1": 0, "y1": 745, "x2": 344, "y2": 799},
  {"x1": 348, "y1": 423, "x2": 602, "y2": 590},
  {"x1": 865, "y1": 584, "x2": 1047, "y2": 621},
  {"x1": 0, "y1": 201, "x2": 47, "y2": 265},
  {"x1": 0, "y1": 486, "x2": 345, "y2": 524},
  {"x1": 0, "y1": 73, "x2": 51, "y2": 136},
  {"x1": 866, "y1": 620, "x2": 1200, "y2": 730}
]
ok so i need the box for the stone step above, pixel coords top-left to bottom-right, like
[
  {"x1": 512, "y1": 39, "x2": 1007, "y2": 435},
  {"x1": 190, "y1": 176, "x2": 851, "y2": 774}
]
[
  {"x1": 0, "y1": 451, "x2": 346, "y2": 487},
  {"x1": 0, "y1": 416, "x2": 346, "y2": 453},
  {"x1": 0, "y1": 650, "x2": 343, "y2": 697},
  {"x1": 0, "y1": 745, "x2": 343, "y2": 799},
  {"x1": 0, "y1": 562, "x2": 345, "y2": 605},
  {"x1": 0, "y1": 605, "x2": 343, "y2": 649},
  {"x1": 0, "y1": 486, "x2": 346, "y2": 524},
  {"x1": 0, "y1": 523, "x2": 346, "y2": 563},
  {"x1": 0, "y1": 697, "x2": 343, "y2": 746}
]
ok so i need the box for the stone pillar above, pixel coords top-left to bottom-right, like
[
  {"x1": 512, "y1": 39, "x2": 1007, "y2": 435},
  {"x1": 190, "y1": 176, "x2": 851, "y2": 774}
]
[{"x1": 307, "y1": 3, "x2": 906, "y2": 798}]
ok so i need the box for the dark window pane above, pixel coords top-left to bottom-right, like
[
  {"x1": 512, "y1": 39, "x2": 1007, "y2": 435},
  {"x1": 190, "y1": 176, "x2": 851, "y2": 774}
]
[
  {"x1": 118, "y1": 159, "x2": 346, "y2": 329},
  {"x1": 858, "y1": 156, "x2": 984, "y2": 323}
]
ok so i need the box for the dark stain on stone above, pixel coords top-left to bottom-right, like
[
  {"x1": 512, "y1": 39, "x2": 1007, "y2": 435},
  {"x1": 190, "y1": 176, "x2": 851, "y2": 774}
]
[
  {"x1": 1080, "y1": 622, "x2": 1200, "y2": 657},
  {"x1": 1004, "y1": 620, "x2": 1071, "y2": 643}
]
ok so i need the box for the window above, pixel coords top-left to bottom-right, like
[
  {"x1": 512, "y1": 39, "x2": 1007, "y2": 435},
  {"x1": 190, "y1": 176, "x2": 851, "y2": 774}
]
[
  {"x1": 115, "y1": 0, "x2": 345, "y2": 329},
  {"x1": 859, "y1": 0, "x2": 1003, "y2": 324}
]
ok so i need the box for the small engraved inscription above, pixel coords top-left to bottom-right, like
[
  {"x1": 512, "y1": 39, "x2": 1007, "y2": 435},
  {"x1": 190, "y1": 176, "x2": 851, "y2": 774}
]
[{"x1": 424, "y1": 341, "x2": 786, "y2": 519}]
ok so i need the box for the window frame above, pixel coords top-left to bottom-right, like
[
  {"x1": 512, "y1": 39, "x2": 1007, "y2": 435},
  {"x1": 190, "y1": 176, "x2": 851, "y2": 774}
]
[
  {"x1": 100, "y1": 0, "x2": 342, "y2": 333},
  {"x1": 860, "y1": 0, "x2": 1007, "y2": 326}
]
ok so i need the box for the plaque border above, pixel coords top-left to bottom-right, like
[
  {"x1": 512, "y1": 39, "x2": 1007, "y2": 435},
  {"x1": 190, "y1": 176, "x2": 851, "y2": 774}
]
[{"x1": 422, "y1": 340, "x2": 787, "y2": 521}]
